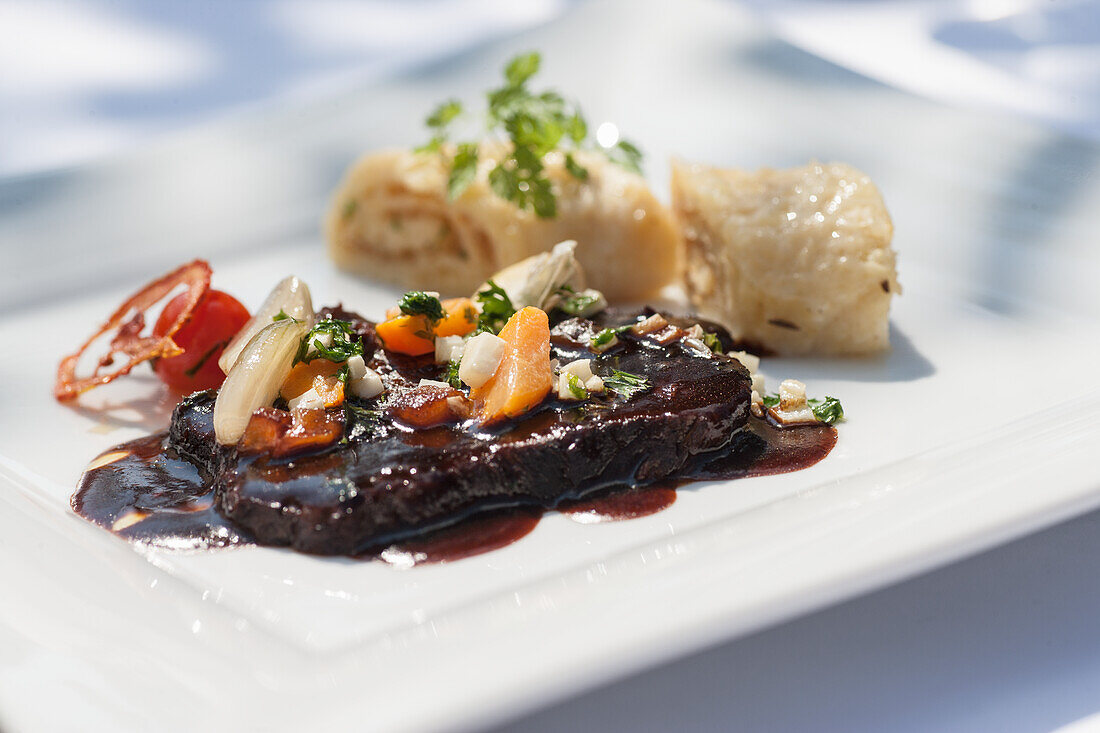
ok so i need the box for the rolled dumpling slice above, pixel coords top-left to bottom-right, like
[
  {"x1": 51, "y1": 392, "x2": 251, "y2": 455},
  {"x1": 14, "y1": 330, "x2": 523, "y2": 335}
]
[
  {"x1": 325, "y1": 145, "x2": 681, "y2": 302},
  {"x1": 672, "y1": 160, "x2": 900, "y2": 355}
]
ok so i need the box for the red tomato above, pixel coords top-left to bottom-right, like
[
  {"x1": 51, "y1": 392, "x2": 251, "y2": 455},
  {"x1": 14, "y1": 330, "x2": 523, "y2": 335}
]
[{"x1": 153, "y1": 289, "x2": 250, "y2": 393}]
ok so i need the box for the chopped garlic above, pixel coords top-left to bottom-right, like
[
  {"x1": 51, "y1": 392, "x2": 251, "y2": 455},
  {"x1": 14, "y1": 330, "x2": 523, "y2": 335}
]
[
  {"x1": 435, "y1": 335, "x2": 466, "y2": 364},
  {"x1": 751, "y1": 373, "x2": 766, "y2": 396},
  {"x1": 750, "y1": 390, "x2": 764, "y2": 418},
  {"x1": 418, "y1": 379, "x2": 452, "y2": 389},
  {"x1": 557, "y1": 359, "x2": 603, "y2": 400},
  {"x1": 349, "y1": 367, "x2": 384, "y2": 399},
  {"x1": 561, "y1": 359, "x2": 595, "y2": 381},
  {"x1": 346, "y1": 354, "x2": 367, "y2": 381},
  {"x1": 682, "y1": 337, "x2": 712, "y2": 356},
  {"x1": 458, "y1": 332, "x2": 506, "y2": 388},
  {"x1": 288, "y1": 387, "x2": 324, "y2": 411},
  {"x1": 769, "y1": 378, "x2": 817, "y2": 425},
  {"x1": 728, "y1": 350, "x2": 760, "y2": 375},
  {"x1": 686, "y1": 324, "x2": 705, "y2": 339}
]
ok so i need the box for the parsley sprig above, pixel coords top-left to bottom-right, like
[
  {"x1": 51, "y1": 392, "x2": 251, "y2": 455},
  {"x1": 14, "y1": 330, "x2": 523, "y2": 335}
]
[
  {"x1": 295, "y1": 317, "x2": 364, "y2": 365},
  {"x1": 419, "y1": 51, "x2": 644, "y2": 218},
  {"x1": 398, "y1": 291, "x2": 446, "y2": 323},
  {"x1": 475, "y1": 279, "x2": 516, "y2": 334}
]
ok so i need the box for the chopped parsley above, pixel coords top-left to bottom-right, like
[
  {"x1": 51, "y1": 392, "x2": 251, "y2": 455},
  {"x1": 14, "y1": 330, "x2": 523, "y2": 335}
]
[
  {"x1": 603, "y1": 369, "x2": 649, "y2": 399},
  {"x1": 343, "y1": 402, "x2": 385, "y2": 443},
  {"x1": 809, "y1": 396, "x2": 845, "y2": 425},
  {"x1": 418, "y1": 51, "x2": 644, "y2": 218},
  {"x1": 448, "y1": 142, "x2": 479, "y2": 201},
  {"x1": 591, "y1": 325, "x2": 629, "y2": 349},
  {"x1": 557, "y1": 289, "x2": 604, "y2": 316},
  {"x1": 566, "y1": 373, "x2": 587, "y2": 399},
  {"x1": 295, "y1": 317, "x2": 363, "y2": 365},
  {"x1": 702, "y1": 332, "x2": 723, "y2": 354},
  {"x1": 272, "y1": 309, "x2": 292, "y2": 322},
  {"x1": 444, "y1": 359, "x2": 462, "y2": 389},
  {"x1": 475, "y1": 279, "x2": 516, "y2": 334},
  {"x1": 761, "y1": 393, "x2": 846, "y2": 425},
  {"x1": 398, "y1": 290, "x2": 446, "y2": 323}
]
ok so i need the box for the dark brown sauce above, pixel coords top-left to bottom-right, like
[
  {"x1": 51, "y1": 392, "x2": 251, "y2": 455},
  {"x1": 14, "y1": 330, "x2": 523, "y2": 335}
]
[
  {"x1": 370, "y1": 508, "x2": 542, "y2": 566},
  {"x1": 73, "y1": 435, "x2": 251, "y2": 550},
  {"x1": 74, "y1": 417, "x2": 836, "y2": 560},
  {"x1": 561, "y1": 485, "x2": 678, "y2": 524}
]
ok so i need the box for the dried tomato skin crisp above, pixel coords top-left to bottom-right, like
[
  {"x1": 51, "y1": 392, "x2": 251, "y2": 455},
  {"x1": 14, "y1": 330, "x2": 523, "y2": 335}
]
[{"x1": 54, "y1": 260, "x2": 213, "y2": 401}]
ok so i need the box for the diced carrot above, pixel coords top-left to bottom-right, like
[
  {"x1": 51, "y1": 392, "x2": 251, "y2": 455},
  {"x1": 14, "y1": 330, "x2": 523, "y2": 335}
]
[
  {"x1": 435, "y1": 297, "x2": 479, "y2": 338},
  {"x1": 376, "y1": 314, "x2": 435, "y2": 356},
  {"x1": 280, "y1": 359, "x2": 344, "y2": 407},
  {"x1": 470, "y1": 307, "x2": 552, "y2": 425},
  {"x1": 237, "y1": 406, "x2": 344, "y2": 458},
  {"x1": 383, "y1": 297, "x2": 477, "y2": 341},
  {"x1": 312, "y1": 374, "x2": 345, "y2": 407},
  {"x1": 388, "y1": 384, "x2": 467, "y2": 429},
  {"x1": 276, "y1": 407, "x2": 344, "y2": 458}
]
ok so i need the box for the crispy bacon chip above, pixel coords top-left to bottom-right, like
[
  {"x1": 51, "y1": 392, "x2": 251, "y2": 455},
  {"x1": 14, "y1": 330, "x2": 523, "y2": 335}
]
[{"x1": 54, "y1": 260, "x2": 212, "y2": 401}]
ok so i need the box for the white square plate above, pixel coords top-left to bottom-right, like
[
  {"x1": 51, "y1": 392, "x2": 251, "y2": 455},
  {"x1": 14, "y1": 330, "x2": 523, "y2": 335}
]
[{"x1": 3, "y1": 1, "x2": 1100, "y2": 730}]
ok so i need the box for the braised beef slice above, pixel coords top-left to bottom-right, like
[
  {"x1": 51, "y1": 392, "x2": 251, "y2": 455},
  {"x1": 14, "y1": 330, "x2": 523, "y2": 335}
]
[{"x1": 166, "y1": 309, "x2": 752, "y2": 555}]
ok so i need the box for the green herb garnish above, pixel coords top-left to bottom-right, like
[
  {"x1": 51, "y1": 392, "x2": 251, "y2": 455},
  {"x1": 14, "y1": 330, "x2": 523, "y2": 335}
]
[
  {"x1": 557, "y1": 290, "x2": 603, "y2": 316},
  {"x1": 343, "y1": 402, "x2": 385, "y2": 443},
  {"x1": 444, "y1": 359, "x2": 462, "y2": 389},
  {"x1": 398, "y1": 290, "x2": 446, "y2": 323},
  {"x1": 419, "y1": 51, "x2": 644, "y2": 218},
  {"x1": 447, "y1": 142, "x2": 479, "y2": 201},
  {"x1": 760, "y1": 393, "x2": 846, "y2": 425},
  {"x1": 475, "y1": 279, "x2": 516, "y2": 334},
  {"x1": 603, "y1": 369, "x2": 649, "y2": 399},
  {"x1": 810, "y1": 396, "x2": 845, "y2": 425},
  {"x1": 272, "y1": 309, "x2": 292, "y2": 322},
  {"x1": 566, "y1": 373, "x2": 587, "y2": 399},
  {"x1": 702, "y1": 332, "x2": 723, "y2": 354},
  {"x1": 606, "y1": 139, "x2": 643, "y2": 175},
  {"x1": 296, "y1": 317, "x2": 363, "y2": 365},
  {"x1": 591, "y1": 325, "x2": 629, "y2": 349}
]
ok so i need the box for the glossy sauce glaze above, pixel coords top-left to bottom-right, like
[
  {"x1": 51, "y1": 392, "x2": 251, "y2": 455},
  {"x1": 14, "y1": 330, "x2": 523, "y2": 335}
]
[{"x1": 74, "y1": 417, "x2": 836, "y2": 562}]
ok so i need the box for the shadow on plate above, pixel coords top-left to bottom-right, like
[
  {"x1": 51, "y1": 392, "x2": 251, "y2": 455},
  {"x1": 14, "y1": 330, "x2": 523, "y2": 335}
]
[{"x1": 764, "y1": 323, "x2": 933, "y2": 384}]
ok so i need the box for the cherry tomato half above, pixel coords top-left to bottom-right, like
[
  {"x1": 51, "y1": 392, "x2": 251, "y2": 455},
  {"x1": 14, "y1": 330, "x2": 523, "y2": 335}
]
[{"x1": 153, "y1": 289, "x2": 250, "y2": 393}]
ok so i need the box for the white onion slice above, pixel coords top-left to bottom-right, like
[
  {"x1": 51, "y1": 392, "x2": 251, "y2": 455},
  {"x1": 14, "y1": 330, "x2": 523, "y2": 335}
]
[
  {"x1": 214, "y1": 319, "x2": 309, "y2": 445},
  {"x1": 483, "y1": 240, "x2": 585, "y2": 311},
  {"x1": 219, "y1": 275, "x2": 315, "y2": 374}
]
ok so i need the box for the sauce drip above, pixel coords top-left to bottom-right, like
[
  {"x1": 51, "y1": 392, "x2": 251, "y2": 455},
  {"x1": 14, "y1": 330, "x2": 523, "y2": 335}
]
[
  {"x1": 74, "y1": 417, "x2": 835, "y2": 560},
  {"x1": 73, "y1": 435, "x2": 251, "y2": 550},
  {"x1": 372, "y1": 508, "x2": 542, "y2": 566},
  {"x1": 561, "y1": 485, "x2": 677, "y2": 524}
]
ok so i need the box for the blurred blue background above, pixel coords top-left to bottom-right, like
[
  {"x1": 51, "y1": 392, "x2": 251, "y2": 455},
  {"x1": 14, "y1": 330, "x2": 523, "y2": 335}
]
[{"x1": 2, "y1": 0, "x2": 1098, "y2": 177}]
